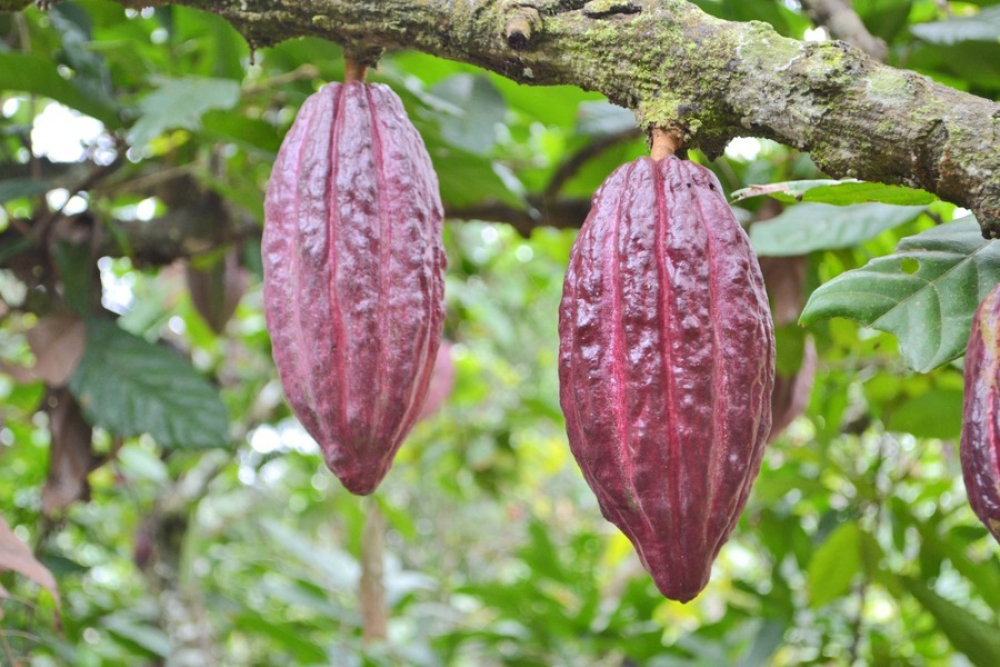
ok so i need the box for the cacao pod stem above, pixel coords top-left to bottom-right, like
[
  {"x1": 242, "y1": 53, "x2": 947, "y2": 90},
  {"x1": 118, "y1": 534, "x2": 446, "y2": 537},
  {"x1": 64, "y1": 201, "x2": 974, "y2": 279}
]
[{"x1": 650, "y1": 128, "x2": 683, "y2": 160}]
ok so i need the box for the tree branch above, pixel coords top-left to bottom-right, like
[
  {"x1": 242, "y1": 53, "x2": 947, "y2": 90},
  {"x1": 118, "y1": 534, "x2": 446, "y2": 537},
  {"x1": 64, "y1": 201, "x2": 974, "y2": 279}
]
[
  {"x1": 7, "y1": 0, "x2": 1000, "y2": 236},
  {"x1": 799, "y1": 0, "x2": 888, "y2": 61}
]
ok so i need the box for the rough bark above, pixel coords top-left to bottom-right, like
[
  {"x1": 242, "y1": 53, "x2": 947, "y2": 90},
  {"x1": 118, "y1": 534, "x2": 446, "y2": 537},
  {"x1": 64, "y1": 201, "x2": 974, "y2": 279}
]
[{"x1": 5, "y1": 0, "x2": 1000, "y2": 236}]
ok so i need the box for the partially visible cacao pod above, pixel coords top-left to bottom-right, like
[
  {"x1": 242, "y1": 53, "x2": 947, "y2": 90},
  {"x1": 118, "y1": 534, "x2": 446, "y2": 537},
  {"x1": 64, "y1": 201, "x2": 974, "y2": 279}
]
[
  {"x1": 758, "y1": 255, "x2": 815, "y2": 442},
  {"x1": 558, "y1": 156, "x2": 775, "y2": 602},
  {"x1": 416, "y1": 340, "x2": 455, "y2": 422},
  {"x1": 186, "y1": 246, "x2": 246, "y2": 335},
  {"x1": 960, "y1": 283, "x2": 1000, "y2": 544},
  {"x1": 768, "y1": 336, "x2": 816, "y2": 443},
  {"x1": 263, "y1": 82, "x2": 446, "y2": 495}
]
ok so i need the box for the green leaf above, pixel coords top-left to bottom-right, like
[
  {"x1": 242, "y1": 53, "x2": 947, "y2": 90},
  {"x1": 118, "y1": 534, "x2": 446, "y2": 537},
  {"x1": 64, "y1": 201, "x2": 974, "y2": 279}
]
[
  {"x1": 0, "y1": 178, "x2": 52, "y2": 203},
  {"x1": 69, "y1": 319, "x2": 229, "y2": 449},
  {"x1": 0, "y1": 53, "x2": 122, "y2": 127},
  {"x1": 101, "y1": 614, "x2": 171, "y2": 658},
  {"x1": 885, "y1": 388, "x2": 963, "y2": 439},
  {"x1": 430, "y1": 74, "x2": 506, "y2": 154},
  {"x1": 128, "y1": 76, "x2": 241, "y2": 146},
  {"x1": 733, "y1": 180, "x2": 936, "y2": 206},
  {"x1": 911, "y1": 6, "x2": 1000, "y2": 45},
  {"x1": 576, "y1": 100, "x2": 636, "y2": 137},
  {"x1": 807, "y1": 521, "x2": 862, "y2": 608},
  {"x1": 801, "y1": 218, "x2": 1000, "y2": 372},
  {"x1": 900, "y1": 576, "x2": 1000, "y2": 667},
  {"x1": 750, "y1": 203, "x2": 925, "y2": 256}
]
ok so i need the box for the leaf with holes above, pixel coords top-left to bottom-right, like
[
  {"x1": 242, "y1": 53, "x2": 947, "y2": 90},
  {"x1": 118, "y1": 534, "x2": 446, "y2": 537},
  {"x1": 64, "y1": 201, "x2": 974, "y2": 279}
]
[{"x1": 800, "y1": 217, "x2": 1000, "y2": 372}]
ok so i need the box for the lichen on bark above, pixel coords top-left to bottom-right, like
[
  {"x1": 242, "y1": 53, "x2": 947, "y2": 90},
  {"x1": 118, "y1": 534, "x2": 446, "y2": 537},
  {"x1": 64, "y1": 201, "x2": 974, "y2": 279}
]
[{"x1": 7, "y1": 0, "x2": 1000, "y2": 235}]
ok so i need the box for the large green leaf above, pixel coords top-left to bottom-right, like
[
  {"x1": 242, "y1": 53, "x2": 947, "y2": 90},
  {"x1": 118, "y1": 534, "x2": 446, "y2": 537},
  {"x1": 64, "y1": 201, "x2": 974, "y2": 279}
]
[
  {"x1": 430, "y1": 74, "x2": 507, "y2": 154},
  {"x1": 750, "y1": 203, "x2": 925, "y2": 256},
  {"x1": 69, "y1": 319, "x2": 229, "y2": 449},
  {"x1": 800, "y1": 218, "x2": 1000, "y2": 372},
  {"x1": 128, "y1": 76, "x2": 241, "y2": 146},
  {"x1": 900, "y1": 577, "x2": 1000, "y2": 667},
  {"x1": 733, "y1": 180, "x2": 936, "y2": 206},
  {"x1": 0, "y1": 53, "x2": 122, "y2": 127},
  {"x1": 911, "y1": 6, "x2": 1000, "y2": 45},
  {"x1": 807, "y1": 521, "x2": 862, "y2": 608}
]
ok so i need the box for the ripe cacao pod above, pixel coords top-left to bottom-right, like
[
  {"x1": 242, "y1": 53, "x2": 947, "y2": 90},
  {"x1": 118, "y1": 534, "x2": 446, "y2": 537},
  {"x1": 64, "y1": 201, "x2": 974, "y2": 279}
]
[
  {"x1": 558, "y1": 156, "x2": 775, "y2": 602},
  {"x1": 960, "y1": 283, "x2": 1000, "y2": 544},
  {"x1": 263, "y1": 82, "x2": 446, "y2": 495}
]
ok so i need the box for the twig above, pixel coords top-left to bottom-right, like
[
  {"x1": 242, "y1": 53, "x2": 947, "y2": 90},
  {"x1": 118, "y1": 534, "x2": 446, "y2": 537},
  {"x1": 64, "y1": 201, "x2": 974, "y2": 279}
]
[
  {"x1": 799, "y1": 0, "x2": 888, "y2": 61},
  {"x1": 359, "y1": 499, "x2": 388, "y2": 644},
  {"x1": 543, "y1": 128, "x2": 640, "y2": 200}
]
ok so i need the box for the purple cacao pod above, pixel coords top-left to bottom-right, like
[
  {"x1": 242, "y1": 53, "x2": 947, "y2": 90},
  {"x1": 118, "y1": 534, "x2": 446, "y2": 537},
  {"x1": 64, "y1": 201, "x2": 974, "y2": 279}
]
[
  {"x1": 961, "y1": 283, "x2": 1000, "y2": 544},
  {"x1": 558, "y1": 156, "x2": 775, "y2": 602},
  {"x1": 263, "y1": 82, "x2": 446, "y2": 495}
]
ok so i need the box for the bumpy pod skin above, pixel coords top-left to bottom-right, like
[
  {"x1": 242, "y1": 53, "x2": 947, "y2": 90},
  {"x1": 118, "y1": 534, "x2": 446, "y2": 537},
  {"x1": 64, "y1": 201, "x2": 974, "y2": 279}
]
[
  {"x1": 263, "y1": 82, "x2": 446, "y2": 495},
  {"x1": 558, "y1": 156, "x2": 775, "y2": 602},
  {"x1": 961, "y1": 283, "x2": 1000, "y2": 544}
]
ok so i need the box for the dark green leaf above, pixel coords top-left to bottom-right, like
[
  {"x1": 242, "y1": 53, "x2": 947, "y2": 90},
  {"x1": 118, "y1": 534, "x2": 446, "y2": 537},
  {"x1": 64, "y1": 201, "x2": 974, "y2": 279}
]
[
  {"x1": 0, "y1": 178, "x2": 52, "y2": 203},
  {"x1": 801, "y1": 218, "x2": 1000, "y2": 372},
  {"x1": 69, "y1": 319, "x2": 229, "y2": 449},
  {"x1": 750, "y1": 203, "x2": 925, "y2": 256},
  {"x1": 0, "y1": 53, "x2": 122, "y2": 127}
]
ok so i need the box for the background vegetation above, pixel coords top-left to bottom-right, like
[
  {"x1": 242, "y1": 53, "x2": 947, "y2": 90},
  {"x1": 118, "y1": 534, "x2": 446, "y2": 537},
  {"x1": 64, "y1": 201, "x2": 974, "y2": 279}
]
[{"x1": 1, "y1": 0, "x2": 999, "y2": 664}]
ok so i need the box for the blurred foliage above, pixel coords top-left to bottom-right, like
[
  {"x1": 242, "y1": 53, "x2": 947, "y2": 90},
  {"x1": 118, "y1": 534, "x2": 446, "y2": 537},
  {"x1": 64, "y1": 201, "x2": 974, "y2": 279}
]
[{"x1": 1, "y1": 0, "x2": 999, "y2": 665}]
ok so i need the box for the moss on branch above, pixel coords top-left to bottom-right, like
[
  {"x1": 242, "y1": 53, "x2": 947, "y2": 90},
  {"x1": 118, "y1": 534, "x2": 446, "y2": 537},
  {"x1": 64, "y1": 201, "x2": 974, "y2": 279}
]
[{"x1": 7, "y1": 0, "x2": 1000, "y2": 235}]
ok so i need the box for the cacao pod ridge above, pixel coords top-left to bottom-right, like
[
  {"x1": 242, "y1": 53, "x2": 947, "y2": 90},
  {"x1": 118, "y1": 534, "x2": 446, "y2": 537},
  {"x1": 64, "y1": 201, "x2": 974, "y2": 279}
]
[
  {"x1": 559, "y1": 156, "x2": 775, "y2": 602},
  {"x1": 263, "y1": 82, "x2": 445, "y2": 495}
]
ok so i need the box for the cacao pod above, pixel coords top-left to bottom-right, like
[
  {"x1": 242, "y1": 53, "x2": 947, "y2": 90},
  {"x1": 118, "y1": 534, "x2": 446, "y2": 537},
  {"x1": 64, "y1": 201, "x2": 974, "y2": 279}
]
[
  {"x1": 558, "y1": 156, "x2": 775, "y2": 602},
  {"x1": 960, "y1": 283, "x2": 1000, "y2": 544},
  {"x1": 758, "y1": 255, "x2": 815, "y2": 442},
  {"x1": 416, "y1": 340, "x2": 455, "y2": 422},
  {"x1": 768, "y1": 336, "x2": 816, "y2": 443},
  {"x1": 186, "y1": 247, "x2": 246, "y2": 335},
  {"x1": 263, "y1": 82, "x2": 446, "y2": 495}
]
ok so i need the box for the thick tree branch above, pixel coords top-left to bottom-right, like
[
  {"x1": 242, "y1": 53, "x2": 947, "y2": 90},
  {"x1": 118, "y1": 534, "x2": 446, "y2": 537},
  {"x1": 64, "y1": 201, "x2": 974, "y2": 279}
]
[{"x1": 7, "y1": 0, "x2": 1000, "y2": 236}]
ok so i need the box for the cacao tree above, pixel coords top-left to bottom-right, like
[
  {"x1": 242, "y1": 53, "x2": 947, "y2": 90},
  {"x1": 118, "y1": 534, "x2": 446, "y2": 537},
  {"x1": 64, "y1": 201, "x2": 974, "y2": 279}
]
[{"x1": 1, "y1": 0, "x2": 1000, "y2": 665}]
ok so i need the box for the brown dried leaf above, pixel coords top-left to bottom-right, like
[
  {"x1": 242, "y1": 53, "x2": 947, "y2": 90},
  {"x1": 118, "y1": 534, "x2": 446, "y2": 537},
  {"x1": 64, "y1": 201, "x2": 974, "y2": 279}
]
[
  {"x1": 0, "y1": 515, "x2": 60, "y2": 606},
  {"x1": 41, "y1": 387, "x2": 97, "y2": 516},
  {"x1": 26, "y1": 312, "x2": 87, "y2": 386}
]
